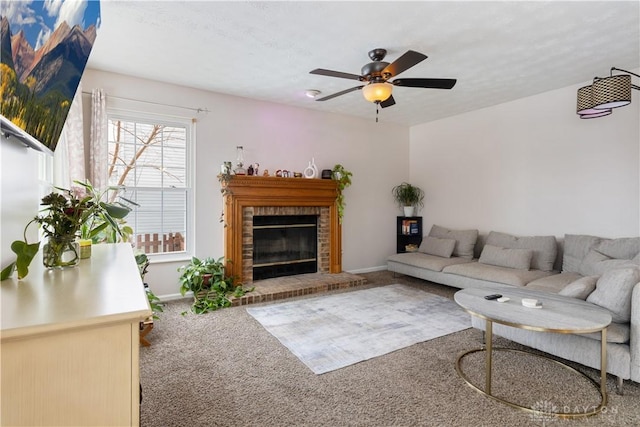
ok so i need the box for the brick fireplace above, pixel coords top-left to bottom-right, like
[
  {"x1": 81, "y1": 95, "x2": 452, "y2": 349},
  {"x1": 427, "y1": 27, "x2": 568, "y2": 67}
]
[{"x1": 223, "y1": 176, "x2": 342, "y2": 284}]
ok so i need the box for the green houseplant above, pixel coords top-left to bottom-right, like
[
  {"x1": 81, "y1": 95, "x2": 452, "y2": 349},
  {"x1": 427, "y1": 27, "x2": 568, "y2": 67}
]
[
  {"x1": 2, "y1": 188, "x2": 95, "y2": 279},
  {"x1": 392, "y1": 182, "x2": 425, "y2": 217},
  {"x1": 178, "y1": 256, "x2": 253, "y2": 314},
  {"x1": 76, "y1": 180, "x2": 136, "y2": 244},
  {"x1": 1, "y1": 181, "x2": 135, "y2": 281},
  {"x1": 332, "y1": 164, "x2": 353, "y2": 223},
  {"x1": 217, "y1": 165, "x2": 233, "y2": 223},
  {"x1": 136, "y1": 253, "x2": 164, "y2": 319}
]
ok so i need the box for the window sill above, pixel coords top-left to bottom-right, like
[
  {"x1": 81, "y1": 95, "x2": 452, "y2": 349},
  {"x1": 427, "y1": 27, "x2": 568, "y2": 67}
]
[{"x1": 147, "y1": 252, "x2": 192, "y2": 265}]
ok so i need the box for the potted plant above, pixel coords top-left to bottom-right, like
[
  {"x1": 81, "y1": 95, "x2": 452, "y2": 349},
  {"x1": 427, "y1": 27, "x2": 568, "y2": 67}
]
[
  {"x1": 218, "y1": 165, "x2": 233, "y2": 223},
  {"x1": 1, "y1": 181, "x2": 135, "y2": 281},
  {"x1": 332, "y1": 164, "x2": 353, "y2": 223},
  {"x1": 178, "y1": 256, "x2": 253, "y2": 314},
  {"x1": 2, "y1": 188, "x2": 94, "y2": 279},
  {"x1": 392, "y1": 182, "x2": 425, "y2": 217},
  {"x1": 76, "y1": 180, "x2": 136, "y2": 245},
  {"x1": 136, "y1": 253, "x2": 164, "y2": 319}
]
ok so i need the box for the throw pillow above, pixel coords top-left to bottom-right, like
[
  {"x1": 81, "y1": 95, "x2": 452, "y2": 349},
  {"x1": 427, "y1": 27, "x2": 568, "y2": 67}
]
[
  {"x1": 558, "y1": 276, "x2": 598, "y2": 300},
  {"x1": 485, "y1": 231, "x2": 557, "y2": 272},
  {"x1": 595, "y1": 237, "x2": 640, "y2": 260},
  {"x1": 428, "y1": 225, "x2": 478, "y2": 259},
  {"x1": 579, "y1": 249, "x2": 636, "y2": 276},
  {"x1": 419, "y1": 236, "x2": 456, "y2": 258},
  {"x1": 478, "y1": 244, "x2": 533, "y2": 270},
  {"x1": 562, "y1": 234, "x2": 601, "y2": 274},
  {"x1": 586, "y1": 267, "x2": 640, "y2": 323}
]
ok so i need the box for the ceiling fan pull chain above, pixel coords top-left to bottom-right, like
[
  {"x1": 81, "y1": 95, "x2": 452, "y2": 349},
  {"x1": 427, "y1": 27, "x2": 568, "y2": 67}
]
[{"x1": 376, "y1": 102, "x2": 379, "y2": 123}]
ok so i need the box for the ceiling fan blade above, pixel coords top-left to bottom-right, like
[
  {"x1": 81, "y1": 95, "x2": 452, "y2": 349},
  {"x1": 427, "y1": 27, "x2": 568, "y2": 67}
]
[
  {"x1": 392, "y1": 78, "x2": 457, "y2": 89},
  {"x1": 380, "y1": 95, "x2": 396, "y2": 108},
  {"x1": 315, "y1": 85, "x2": 364, "y2": 101},
  {"x1": 310, "y1": 68, "x2": 363, "y2": 81},
  {"x1": 382, "y1": 50, "x2": 428, "y2": 77}
]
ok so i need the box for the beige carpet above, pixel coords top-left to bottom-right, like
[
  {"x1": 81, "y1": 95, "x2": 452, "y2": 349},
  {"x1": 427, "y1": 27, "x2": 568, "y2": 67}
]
[{"x1": 140, "y1": 271, "x2": 640, "y2": 426}]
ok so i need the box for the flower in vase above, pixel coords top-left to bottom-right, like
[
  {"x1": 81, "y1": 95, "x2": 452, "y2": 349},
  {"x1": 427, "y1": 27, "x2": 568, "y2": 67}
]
[{"x1": 35, "y1": 190, "x2": 94, "y2": 240}]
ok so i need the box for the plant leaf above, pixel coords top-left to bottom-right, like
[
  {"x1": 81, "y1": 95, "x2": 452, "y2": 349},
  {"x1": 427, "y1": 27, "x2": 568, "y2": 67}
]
[
  {"x1": 88, "y1": 222, "x2": 109, "y2": 238},
  {"x1": 1, "y1": 262, "x2": 16, "y2": 280},
  {"x1": 100, "y1": 202, "x2": 131, "y2": 219},
  {"x1": 11, "y1": 240, "x2": 40, "y2": 279}
]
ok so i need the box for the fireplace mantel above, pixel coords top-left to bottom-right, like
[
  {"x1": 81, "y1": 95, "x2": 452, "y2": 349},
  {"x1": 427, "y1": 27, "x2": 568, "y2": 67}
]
[{"x1": 223, "y1": 176, "x2": 342, "y2": 283}]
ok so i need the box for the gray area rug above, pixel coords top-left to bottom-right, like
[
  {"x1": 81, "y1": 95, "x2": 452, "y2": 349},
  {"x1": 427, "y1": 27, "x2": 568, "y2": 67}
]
[{"x1": 247, "y1": 284, "x2": 471, "y2": 374}]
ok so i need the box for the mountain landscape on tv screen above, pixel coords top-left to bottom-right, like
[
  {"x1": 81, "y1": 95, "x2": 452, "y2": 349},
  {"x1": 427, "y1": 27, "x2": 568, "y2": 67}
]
[{"x1": 0, "y1": 2, "x2": 99, "y2": 152}]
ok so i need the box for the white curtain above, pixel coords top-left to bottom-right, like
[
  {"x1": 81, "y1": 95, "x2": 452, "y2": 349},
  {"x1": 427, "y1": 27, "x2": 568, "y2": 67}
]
[
  {"x1": 53, "y1": 83, "x2": 85, "y2": 192},
  {"x1": 89, "y1": 88, "x2": 108, "y2": 190}
]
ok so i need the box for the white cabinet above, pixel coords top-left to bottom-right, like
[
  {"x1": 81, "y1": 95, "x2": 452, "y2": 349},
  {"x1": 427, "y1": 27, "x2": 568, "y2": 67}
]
[{"x1": 1, "y1": 244, "x2": 151, "y2": 426}]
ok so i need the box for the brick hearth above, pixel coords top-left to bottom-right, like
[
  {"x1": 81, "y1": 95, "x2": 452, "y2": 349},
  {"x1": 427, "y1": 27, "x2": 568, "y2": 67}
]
[{"x1": 229, "y1": 272, "x2": 367, "y2": 306}]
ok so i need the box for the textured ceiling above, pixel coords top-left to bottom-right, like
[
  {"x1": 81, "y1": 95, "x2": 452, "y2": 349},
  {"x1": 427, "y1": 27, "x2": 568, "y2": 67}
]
[{"x1": 87, "y1": 1, "x2": 640, "y2": 126}]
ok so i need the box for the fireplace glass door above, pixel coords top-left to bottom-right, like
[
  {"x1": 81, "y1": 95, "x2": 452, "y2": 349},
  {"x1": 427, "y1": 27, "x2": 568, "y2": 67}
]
[{"x1": 253, "y1": 215, "x2": 318, "y2": 280}]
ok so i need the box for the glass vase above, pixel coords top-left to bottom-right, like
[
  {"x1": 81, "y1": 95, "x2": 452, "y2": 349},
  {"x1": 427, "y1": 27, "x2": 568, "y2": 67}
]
[{"x1": 43, "y1": 236, "x2": 80, "y2": 269}]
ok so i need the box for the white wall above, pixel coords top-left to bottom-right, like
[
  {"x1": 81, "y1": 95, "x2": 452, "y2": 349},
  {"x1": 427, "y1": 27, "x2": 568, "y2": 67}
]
[
  {"x1": 7, "y1": 68, "x2": 638, "y2": 298},
  {"x1": 410, "y1": 77, "x2": 640, "y2": 240},
  {"x1": 0, "y1": 136, "x2": 44, "y2": 268},
  {"x1": 81, "y1": 69, "x2": 410, "y2": 297}
]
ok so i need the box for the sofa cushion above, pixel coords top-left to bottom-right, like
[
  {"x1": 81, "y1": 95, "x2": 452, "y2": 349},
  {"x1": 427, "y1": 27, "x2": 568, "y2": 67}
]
[
  {"x1": 478, "y1": 244, "x2": 533, "y2": 270},
  {"x1": 419, "y1": 236, "x2": 456, "y2": 258},
  {"x1": 558, "y1": 276, "x2": 598, "y2": 300},
  {"x1": 428, "y1": 225, "x2": 478, "y2": 259},
  {"x1": 562, "y1": 234, "x2": 602, "y2": 274},
  {"x1": 442, "y1": 262, "x2": 554, "y2": 287},
  {"x1": 579, "y1": 249, "x2": 637, "y2": 276},
  {"x1": 387, "y1": 252, "x2": 474, "y2": 273},
  {"x1": 485, "y1": 231, "x2": 557, "y2": 272},
  {"x1": 525, "y1": 272, "x2": 583, "y2": 294},
  {"x1": 580, "y1": 322, "x2": 630, "y2": 344},
  {"x1": 586, "y1": 267, "x2": 640, "y2": 323}
]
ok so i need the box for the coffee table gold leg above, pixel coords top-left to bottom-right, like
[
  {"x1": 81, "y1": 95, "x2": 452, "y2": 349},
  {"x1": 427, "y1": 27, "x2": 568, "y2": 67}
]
[
  {"x1": 486, "y1": 320, "x2": 492, "y2": 395},
  {"x1": 601, "y1": 328, "x2": 607, "y2": 398}
]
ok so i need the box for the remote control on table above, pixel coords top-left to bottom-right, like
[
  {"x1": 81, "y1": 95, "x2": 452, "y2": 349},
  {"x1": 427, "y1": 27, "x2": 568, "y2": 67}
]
[{"x1": 484, "y1": 294, "x2": 502, "y2": 300}]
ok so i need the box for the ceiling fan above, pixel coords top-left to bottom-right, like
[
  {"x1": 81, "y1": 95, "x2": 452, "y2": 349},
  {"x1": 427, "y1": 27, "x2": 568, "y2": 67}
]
[{"x1": 309, "y1": 48, "x2": 457, "y2": 111}]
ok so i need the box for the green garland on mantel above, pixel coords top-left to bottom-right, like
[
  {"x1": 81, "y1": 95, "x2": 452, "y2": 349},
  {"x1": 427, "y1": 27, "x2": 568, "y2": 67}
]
[
  {"x1": 216, "y1": 165, "x2": 352, "y2": 224},
  {"x1": 331, "y1": 164, "x2": 352, "y2": 223}
]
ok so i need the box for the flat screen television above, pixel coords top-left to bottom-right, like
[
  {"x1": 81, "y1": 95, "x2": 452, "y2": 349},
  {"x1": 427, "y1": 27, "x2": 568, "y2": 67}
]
[{"x1": 1, "y1": 0, "x2": 100, "y2": 155}]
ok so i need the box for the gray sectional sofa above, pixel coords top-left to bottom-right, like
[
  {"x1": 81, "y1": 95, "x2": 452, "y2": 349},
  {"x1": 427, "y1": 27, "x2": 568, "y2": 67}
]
[{"x1": 387, "y1": 225, "x2": 640, "y2": 389}]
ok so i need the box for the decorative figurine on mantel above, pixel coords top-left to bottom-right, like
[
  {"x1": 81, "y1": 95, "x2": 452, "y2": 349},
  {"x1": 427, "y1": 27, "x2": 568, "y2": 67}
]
[
  {"x1": 234, "y1": 146, "x2": 246, "y2": 175},
  {"x1": 263, "y1": 169, "x2": 269, "y2": 177},
  {"x1": 303, "y1": 158, "x2": 318, "y2": 179}
]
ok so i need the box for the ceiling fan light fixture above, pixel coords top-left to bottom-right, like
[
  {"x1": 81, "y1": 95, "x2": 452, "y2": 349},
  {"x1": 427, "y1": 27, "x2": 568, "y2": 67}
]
[
  {"x1": 305, "y1": 89, "x2": 321, "y2": 99},
  {"x1": 362, "y1": 82, "x2": 393, "y2": 103}
]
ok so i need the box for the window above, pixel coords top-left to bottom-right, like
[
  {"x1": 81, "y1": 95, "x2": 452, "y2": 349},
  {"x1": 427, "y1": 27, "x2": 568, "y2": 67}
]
[{"x1": 107, "y1": 112, "x2": 194, "y2": 258}]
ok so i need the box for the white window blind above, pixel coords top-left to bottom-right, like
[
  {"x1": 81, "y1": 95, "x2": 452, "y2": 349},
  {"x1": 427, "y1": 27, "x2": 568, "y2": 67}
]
[{"x1": 106, "y1": 113, "x2": 193, "y2": 257}]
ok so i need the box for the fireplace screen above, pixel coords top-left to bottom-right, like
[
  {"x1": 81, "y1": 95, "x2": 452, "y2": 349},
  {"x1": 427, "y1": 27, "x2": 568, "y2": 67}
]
[{"x1": 253, "y1": 215, "x2": 318, "y2": 280}]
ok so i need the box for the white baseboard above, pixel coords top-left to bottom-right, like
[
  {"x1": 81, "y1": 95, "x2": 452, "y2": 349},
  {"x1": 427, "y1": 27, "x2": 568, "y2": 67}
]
[
  {"x1": 156, "y1": 292, "x2": 190, "y2": 302},
  {"x1": 347, "y1": 265, "x2": 388, "y2": 274}
]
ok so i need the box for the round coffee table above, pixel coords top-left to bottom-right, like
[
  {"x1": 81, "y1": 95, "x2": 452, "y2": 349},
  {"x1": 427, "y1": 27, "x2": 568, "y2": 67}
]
[{"x1": 454, "y1": 287, "x2": 612, "y2": 418}]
